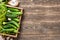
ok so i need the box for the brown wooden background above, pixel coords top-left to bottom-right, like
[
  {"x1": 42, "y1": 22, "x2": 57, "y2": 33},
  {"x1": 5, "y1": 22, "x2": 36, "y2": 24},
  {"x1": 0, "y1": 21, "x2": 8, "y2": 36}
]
[{"x1": 17, "y1": 0, "x2": 60, "y2": 40}]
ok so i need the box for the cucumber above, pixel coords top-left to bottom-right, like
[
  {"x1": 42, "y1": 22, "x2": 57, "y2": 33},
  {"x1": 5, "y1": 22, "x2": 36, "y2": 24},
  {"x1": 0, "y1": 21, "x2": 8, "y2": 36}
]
[
  {"x1": 11, "y1": 12, "x2": 22, "y2": 15},
  {"x1": 3, "y1": 24, "x2": 17, "y2": 29},
  {"x1": 3, "y1": 22, "x2": 7, "y2": 25},
  {"x1": 6, "y1": 13, "x2": 17, "y2": 18},
  {"x1": 1, "y1": 29, "x2": 18, "y2": 34},
  {"x1": 13, "y1": 18, "x2": 19, "y2": 22},
  {"x1": 8, "y1": 20, "x2": 19, "y2": 28},
  {"x1": 0, "y1": 13, "x2": 6, "y2": 18},
  {"x1": 0, "y1": 0, "x2": 3, "y2": 2},
  {"x1": 7, "y1": 8, "x2": 19, "y2": 12},
  {"x1": 7, "y1": 12, "x2": 22, "y2": 15},
  {"x1": 0, "y1": 17, "x2": 6, "y2": 21},
  {"x1": 8, "y1": 24, "x2": 17, "y2": 29},
  {"x1": 6, "y1": 11, "x2": 22, "y2": 18},
  {"x1": 3, "y1": 25, "x2": 11, "y2": 29}
]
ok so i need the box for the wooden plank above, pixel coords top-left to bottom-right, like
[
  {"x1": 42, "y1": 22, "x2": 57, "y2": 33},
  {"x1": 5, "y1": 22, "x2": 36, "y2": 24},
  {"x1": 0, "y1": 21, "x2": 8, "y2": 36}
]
[
  {"x1": 17, "y1": 34, "x2": 60, "y2": 40},
  {"x1": 20, "y1": 22, "x2": 60, "y2": 35},
  {"x1": 18, "y1": 0, "x2": 60, "y2": 40},
  {"x1": 18, "y1": 0, "x2": 60, "y2": 35}
]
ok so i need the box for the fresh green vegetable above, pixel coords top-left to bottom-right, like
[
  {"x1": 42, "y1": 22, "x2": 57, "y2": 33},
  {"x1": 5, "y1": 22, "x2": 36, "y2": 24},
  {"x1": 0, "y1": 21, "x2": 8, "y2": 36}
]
[
  {"x1": 0, "y1": 2, "x2": 22, "y2": 35},
  {"x1": 7, "y1": 8, "x2": 19, "y2": 12},
  {"x1": 6, "y1": 13, "x2": 18, "y2": 18},
  {"x1": 0, "y1": 0, "x2": 3, "y2": 2},
  {"x1": 6, "y1": 11, "x2": 22, "y2": 18},
  {"x1": 13, "y1": 18, "x2": 19, "y2": 22},
  {"x1": 1, "y1": 29, "x2": 18, "y2": 34},
  {"x1": 11, "y1": 12, "x2": 22, "y2": 15},
  {"x1": 3, "y1": 22, "x2": 7, "y2": 25},
  {"x1": 8, "y1": 24, "x2": 17, "y2": 29},
  {"x1": 3, "y1": 24, "x2": 17, "y2": 29},
  {"x1": 8, "y1": 20, "x2": 19, "y2": 28},
  {"x1": 0, "y1": 2, "x2": 6, "y2": 32}
]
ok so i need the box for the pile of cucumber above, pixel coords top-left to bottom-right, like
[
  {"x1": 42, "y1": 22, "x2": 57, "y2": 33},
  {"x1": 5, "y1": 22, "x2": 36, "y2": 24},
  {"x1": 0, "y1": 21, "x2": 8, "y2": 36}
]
[{"x1": 0, "y1": 1, "x2": 22, "y2": 35}]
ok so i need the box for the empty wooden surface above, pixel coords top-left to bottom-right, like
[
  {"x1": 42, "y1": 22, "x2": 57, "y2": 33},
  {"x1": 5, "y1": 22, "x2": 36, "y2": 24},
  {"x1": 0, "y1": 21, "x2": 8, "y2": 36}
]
[{"x1": 17, "y1": 0, "x2": 60, "y2": 40}]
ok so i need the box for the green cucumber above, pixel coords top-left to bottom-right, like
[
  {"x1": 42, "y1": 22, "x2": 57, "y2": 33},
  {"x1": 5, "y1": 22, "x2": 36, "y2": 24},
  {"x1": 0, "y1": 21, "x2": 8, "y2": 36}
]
[
  {"x1": 13, "y1": 18, "x2": 19, "y2": 22},
  {"x1": 11, "y1": 12, "x2": 22, "y2": 15},
  {"x1": 8, "y1": 20, "x2": 19, "y2": 28},
  {"x1": 7, "y1": 8, "x2": 19, "y2": 12},
  {"x1": 0, "y1": 17, "x2": 6, "y2": 22},
  {"x1": 6, "y1": 13, "x2": 17, "y2": 18},
  {"x1": 3, "y1": 22, "x2": 6, "y2": 24},
  {"x1": 0, "y1": 12, "x2": 6, "y2": 18},
  {"x1": 3, "y1": 24, "x2": 17, "y2": 29},
  {"x1": 0, "y1": 0, "x2": 3, "y2": 2},
  {"x1": 8, "y1": 24, "x2": 17, "y2": 29},
  {"x1": 1, "y1": 29, "x2": 18, "y2": 34},
  {"x1": 6, "y1": 11, "x2": 22, "y2": 18}
]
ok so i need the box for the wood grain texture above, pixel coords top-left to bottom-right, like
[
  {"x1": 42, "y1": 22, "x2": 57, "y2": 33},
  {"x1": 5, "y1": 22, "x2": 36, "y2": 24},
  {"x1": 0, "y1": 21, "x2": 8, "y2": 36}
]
[
  {"x1": 18, "y1": 0, "x2": 60, "y2": 40},
  {"x1": 18, "y1": 35, "x2": 60, "y2": 40}
]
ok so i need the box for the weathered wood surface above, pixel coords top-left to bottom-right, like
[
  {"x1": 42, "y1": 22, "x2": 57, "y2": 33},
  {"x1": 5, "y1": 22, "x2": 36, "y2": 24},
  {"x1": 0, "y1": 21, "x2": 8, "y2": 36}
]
[
  {"x1": 17, "y1": 0, "x2": 60, "y2": 40},
  {"x1": 0, "y1": 0, "x2": 60, "y2": 40}
]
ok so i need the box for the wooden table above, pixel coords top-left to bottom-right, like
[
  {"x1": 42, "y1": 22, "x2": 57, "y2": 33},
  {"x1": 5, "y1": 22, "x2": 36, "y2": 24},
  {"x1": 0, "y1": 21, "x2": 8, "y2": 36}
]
[
  {"x1": 0, "y1": 0, "x2": 60, "y2": 40},
  {"x1": 18, "y1": 0, "x2": 60, "y2": 40}
]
